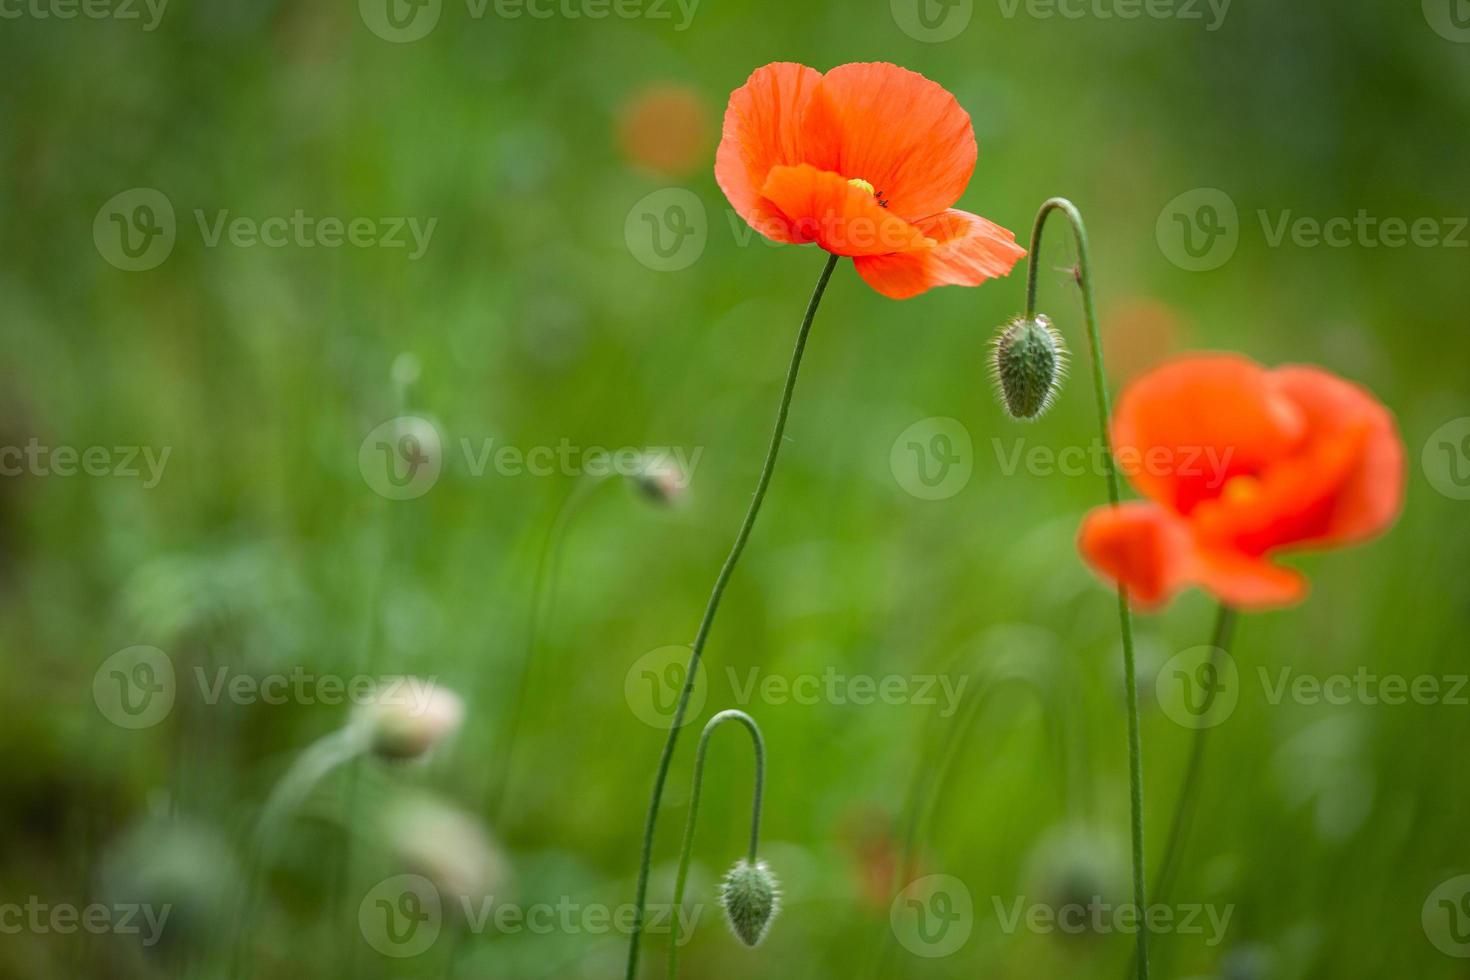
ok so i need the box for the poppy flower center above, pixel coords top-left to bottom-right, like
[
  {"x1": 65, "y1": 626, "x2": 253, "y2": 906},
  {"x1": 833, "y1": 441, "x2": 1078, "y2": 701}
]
[
  {"x1": 846, "y1": 177, "x2": 889, "y2": 208},
  {"x1": 1221, "y1": 474, "x2": 1262, "y2": 506}
]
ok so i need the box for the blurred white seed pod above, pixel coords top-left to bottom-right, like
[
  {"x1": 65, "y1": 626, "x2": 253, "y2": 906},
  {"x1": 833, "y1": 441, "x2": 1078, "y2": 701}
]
[
  {"x1": 382, "y1": 792, "x2": 509, "y2": 913},
  {"x1": 627, "y1": 453, "x2": 689, "y2": 507},
  {"x1": 1023, "y1": 822, "x2": 1128, "y2": 942},
  {"x1": 96, "y1": 815, "x2": 240, "y2": 958},
  {"x1": 355, "y1": 678, "x2": 464, "y2": 762}
]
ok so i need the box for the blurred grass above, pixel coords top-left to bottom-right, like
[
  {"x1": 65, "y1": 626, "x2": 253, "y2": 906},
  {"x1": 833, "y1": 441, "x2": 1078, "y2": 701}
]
[{"x1": 2, "y1": 0, "x2": 1469, "y2": 977}]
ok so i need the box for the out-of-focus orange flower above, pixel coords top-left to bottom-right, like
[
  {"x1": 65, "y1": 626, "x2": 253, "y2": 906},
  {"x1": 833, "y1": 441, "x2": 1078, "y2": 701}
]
[
  {"x1": 715, "y1": 61, "x2": 1024, "y2": 300},
  {"x1": 1104, "y1": 297, "x2": 1189, "y2": 383},
  {"x1": 617, "y1": 84, "x2": 710, "y2": 178},
  {"x1": 1078, "y1": 354, "x2": 1404, "y2": 611}
]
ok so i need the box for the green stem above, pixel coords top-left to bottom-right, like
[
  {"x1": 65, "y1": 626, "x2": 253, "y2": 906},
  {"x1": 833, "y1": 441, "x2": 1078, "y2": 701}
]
[
  {"x1": 625, "y1": 251, "x2": 839, "y2": 980},
  {"x1": 1025, "y1": 198, "x2": 1149, "y2": 980},
  {"x1": 668, "y1": 710, "x2": 766, "y2": 980},
  {"x1": 874, "y1": 671, "x2": 1064, "y2": 980},
  {"x1": 1122, "y1": 604, "x2": 1235, "y2": 980},
  {"x1": 484, "y1": 473, "x2": 613, "y2": 821},
  {"x1": 230, "y1": 727, "x2": 367, "y2": 979},
  {"x1": 1151, "y1": 605, "x2": 1237, "y2": 903}
]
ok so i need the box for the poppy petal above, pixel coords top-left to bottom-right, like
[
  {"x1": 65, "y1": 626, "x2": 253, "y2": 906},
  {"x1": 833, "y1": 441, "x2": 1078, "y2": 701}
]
[
  {"x1": 1112, "y1": 354, "x2": 1307, "y2": 516},
  {"x1": 801, "y1": 62, "x2": 976, "y2": 223},
  {"x1": 1270, "y1": 365, "x2": 1405, "y2": 548},
  {"x1": 852, "y1": 209, "x2": 1025, "y2": 300},
  {"x1": 1192, "y1": 548, "x2": 1308, "y2": 609},
  {"x1": 757, "y1": 164, "x2": 933, "y2": 257},
  {"x1": 1077, "y1": 502, "x2": 1194, "y2": 610},
  {"x1": 715, "y1": 62, "x2": 825, "y2": 244}
]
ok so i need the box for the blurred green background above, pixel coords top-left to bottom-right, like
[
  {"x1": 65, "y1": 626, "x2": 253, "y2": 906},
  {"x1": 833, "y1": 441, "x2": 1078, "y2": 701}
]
[{"x1": 2, "y1": 0, "x2": 1469, "y2": 976}]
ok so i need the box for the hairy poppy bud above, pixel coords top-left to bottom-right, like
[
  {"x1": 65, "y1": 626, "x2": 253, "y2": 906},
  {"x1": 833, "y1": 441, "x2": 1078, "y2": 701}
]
[
  {"x1": 719, "y1": 858, "x2": 779, "y2": 947},
  {"x1": 991, "y1": 315, "x2": 1067, "y2": 420}
]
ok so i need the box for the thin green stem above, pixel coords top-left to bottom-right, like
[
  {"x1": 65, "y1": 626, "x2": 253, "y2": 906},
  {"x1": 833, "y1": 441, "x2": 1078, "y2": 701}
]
[
  {"x1": 1025, "y1": 198, "x2": 1149, "y2": 980},
  {"x1": 484, "y1": 473, "x2": 613, "y2": 821},
  {"x1": 874, "y1": 672, "x2": 1065, "y2": 980},
  {"x1": 1151, "y1": 604, "x2": 1237, "y2": 902},
  {"x1": 668, "y1": 710, "x2": 766, "y2": 980},
  {"x1": 625, "y1": 251, "x2": 839, "y2": 980},
  {"x1": 1122, "y1": 604, "x2": 1235, "y2": 980},
  {"x1": 230, "y1": 726, "x2": 367, "y2": 979}
]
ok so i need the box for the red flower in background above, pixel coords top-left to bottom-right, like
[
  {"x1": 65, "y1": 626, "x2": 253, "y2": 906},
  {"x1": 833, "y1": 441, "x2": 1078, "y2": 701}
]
[
  {"x1": 715, "y1": 61, "x2": 1024, "y2": 299},
  {"x1": 618, "y1": 84, "x2": 710, "y2": 178},
  {"x1": 1078, "y1": 354, "x2": 1405, "y2": 610}
]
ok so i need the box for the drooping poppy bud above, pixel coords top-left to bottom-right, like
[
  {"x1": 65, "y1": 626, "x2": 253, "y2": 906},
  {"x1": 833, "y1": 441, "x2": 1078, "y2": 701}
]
[
  {"x1": 991, "y1": 315, "x2": 1068, "y2": 420},
  {"x1": 719, "y1": 858, "x2": 780, "y2": 947}
]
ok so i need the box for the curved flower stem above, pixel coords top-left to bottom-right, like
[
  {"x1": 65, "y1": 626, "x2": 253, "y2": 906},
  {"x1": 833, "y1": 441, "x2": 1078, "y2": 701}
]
[
  {"x1": 667, "y1": 710, "x2": 766, "y2": 980},
  {"x1": 1025, "y1": 197, "x2": 1150, "y2": 980},
  {"x1": 625, "y1": 251, "x2": 839, "y2": 980},
  {"x1": 484, "y1": 472, "x2": 613, "y2": 821},
  {"x1": 230, "y1": 726, "x2": 367, "y2": 979}
]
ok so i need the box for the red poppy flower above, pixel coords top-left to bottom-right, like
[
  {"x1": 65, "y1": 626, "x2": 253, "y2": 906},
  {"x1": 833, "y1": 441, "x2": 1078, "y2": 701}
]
[
  {"x1": 1077, "y1": 354, "x2": 1404, "y2": 610},
  {"x1": 715, "y1": 62, "x2": 1025, "y2": 300}
]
